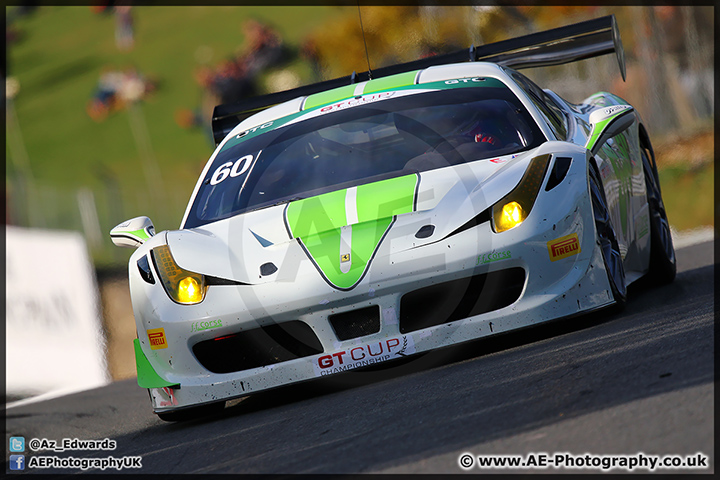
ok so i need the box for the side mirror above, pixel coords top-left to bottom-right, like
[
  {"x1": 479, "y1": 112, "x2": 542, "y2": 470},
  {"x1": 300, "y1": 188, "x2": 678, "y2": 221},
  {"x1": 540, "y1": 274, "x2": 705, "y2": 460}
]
[
  {"x1": 110, "y1": 216, "x2": 155, "y2": 248},
  {"x1": 585, "y1": 104, "x2": 635, "y2": 156}
]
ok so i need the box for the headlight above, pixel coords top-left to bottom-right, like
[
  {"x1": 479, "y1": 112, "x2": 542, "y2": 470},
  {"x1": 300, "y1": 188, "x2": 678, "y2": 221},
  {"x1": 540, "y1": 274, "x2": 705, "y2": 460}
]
[
  {"x1": 152, "y1": 245, "x2": 207, "y2": 304},
  {"x1": 492, "y1": 154, "x2": 551, "y2": 233},
  {"x1": 496, "y1": 201, "x2": 525, "y2": 232}
]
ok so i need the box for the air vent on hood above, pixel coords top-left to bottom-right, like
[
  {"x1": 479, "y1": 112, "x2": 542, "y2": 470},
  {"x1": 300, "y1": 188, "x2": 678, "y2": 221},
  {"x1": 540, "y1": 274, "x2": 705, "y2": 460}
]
[
  {"x1": 137, "y1": 255, "x2": 155, "y2": 284},
  {"x1": 415, "y1": 225, "x2": 435, "y2": 239},
  {"x1": 545, "y1": 157, "x2": 572, "y2": 191},
  {"x1": 260, "y1": 262, "x2": 278, "y2": 276}
]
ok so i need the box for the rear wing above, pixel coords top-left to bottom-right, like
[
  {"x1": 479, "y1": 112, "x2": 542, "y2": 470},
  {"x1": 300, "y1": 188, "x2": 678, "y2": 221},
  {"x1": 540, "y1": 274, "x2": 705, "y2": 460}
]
[{"x1": 212, "y1": 15, "x2": 626, "y2": 145}]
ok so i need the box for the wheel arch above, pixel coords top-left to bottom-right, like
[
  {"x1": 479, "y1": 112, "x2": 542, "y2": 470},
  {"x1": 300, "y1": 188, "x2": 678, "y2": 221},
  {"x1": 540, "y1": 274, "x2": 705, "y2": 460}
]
[{"x1": 637, "y1": 123, "x2": 657, "y2": 172}]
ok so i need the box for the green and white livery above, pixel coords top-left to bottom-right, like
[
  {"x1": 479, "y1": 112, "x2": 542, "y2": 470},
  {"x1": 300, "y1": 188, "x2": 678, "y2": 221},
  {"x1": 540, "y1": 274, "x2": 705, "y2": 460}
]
[{"x1": 111, "y1": 15, "x2": 675, "y2": 421}]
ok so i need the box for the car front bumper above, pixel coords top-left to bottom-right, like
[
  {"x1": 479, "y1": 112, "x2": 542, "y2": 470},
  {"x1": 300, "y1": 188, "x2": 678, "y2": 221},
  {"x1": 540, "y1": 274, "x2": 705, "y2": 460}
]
[{"x1": 129, "y1": 153, "x2": 614, "y2": 413}]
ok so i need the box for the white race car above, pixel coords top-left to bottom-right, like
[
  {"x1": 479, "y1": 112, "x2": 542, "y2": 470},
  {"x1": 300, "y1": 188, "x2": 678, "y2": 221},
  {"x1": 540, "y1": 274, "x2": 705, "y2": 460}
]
[{"x1": 111, "y1": 15, "x2": 675, "y2": 421}]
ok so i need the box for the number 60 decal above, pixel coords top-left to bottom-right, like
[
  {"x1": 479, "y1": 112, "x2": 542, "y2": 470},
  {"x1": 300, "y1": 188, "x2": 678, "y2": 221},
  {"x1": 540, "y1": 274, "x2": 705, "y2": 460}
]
[{"x1": 210, "y1": 151, "x2": 261, "y2": 186}]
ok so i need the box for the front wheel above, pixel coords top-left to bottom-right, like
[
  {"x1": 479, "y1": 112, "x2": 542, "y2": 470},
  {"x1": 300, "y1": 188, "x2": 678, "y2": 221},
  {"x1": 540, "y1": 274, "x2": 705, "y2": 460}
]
[
  {"x1": 642, "y1": 147, "x2": 676, "y2": 284},
  {"x1": 589, "y1": 162, "x2": 627, "y2": 308}
]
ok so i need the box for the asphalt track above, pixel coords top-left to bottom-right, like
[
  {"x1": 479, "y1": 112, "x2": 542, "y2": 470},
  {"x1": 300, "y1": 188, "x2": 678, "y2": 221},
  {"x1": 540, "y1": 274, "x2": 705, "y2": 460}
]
[{"x1": 5, "y1": 240, "x2": 714, "y2": 474}]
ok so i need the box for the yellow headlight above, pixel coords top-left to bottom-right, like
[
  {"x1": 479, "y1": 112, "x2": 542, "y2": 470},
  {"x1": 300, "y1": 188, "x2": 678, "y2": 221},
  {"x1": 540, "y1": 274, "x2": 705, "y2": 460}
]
[
  {"x1": 178, "y1": 276, "x2": 203, "y2": 304},
  {"x1": 491, "y1": 154, "x2": 551, "y2": 233},
  {"x1": 152, "y1": 245, "x2": 207, "y2": 305},
  {"x1": 496, "y1": 201, "x2": 526, "y2": 232}
]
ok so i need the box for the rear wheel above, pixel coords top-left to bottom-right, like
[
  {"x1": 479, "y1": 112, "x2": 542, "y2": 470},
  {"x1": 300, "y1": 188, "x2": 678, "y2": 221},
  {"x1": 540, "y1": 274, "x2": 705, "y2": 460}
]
[
  {"x1": 156, "y1": 401, "x2": 226, "y2": 422},
  {"x1": 589, "y1": 162, "x2": 627, "y2": 308},
  {"x1": 641, "y1": 147, "x2": 676, "y2": 284}
]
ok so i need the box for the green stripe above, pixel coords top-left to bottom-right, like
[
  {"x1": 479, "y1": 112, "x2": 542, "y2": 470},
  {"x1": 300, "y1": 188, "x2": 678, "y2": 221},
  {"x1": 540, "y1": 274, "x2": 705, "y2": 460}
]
[
  {"x1": 356, "y1": 175, "x2": 417, "y2": 222},
  {"x1": 586, "y1": 116, "x2": 612, "y2": 153},
  {"x1": 586, "y1": 111, "x2": 634, "y2": 154},
  {"x1": 134, "y1": 339, "x2": 178, "y2": 389},
  {"x1": 363, "y1": 71, "x2": 418, "y2": 94},
  {"x1": 286, "y1": 174, "x2": 418, "y2": 289},
  {"x1": 303, "y1": 84, "x2": 358, "y2": 110},
  {"x1": 128, "y1": 228, "x2": 150, "y2": 240},
  {"x1": 286, "y1": 189, "x2": 347, "y2": 237}
]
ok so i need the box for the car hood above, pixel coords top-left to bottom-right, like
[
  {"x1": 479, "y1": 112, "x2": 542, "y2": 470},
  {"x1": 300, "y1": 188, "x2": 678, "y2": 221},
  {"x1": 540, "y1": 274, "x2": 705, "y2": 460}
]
[{"x1": 167, "y1": 146, "x2": 555, "y2": 285}]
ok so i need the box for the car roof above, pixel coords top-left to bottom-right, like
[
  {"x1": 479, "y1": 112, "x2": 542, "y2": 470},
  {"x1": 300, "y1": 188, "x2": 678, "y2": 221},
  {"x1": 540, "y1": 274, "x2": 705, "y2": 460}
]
[{"x1": 222, "y1": 62, "x2": 514, "y2": 146}]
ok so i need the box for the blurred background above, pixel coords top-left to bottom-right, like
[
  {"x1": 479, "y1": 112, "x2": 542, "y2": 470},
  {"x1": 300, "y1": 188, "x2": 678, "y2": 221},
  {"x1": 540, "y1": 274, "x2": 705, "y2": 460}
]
[{"x1": 5, "y1": 4, "x2": 714, "y2": 386}]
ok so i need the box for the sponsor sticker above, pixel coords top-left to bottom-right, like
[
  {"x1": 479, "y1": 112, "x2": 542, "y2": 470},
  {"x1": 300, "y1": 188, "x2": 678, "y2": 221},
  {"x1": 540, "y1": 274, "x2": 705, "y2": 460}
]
[
  {"x1": 476, "y1": 250, "x2": 511, "y2": 265},
  {"x1": 444, "y1": 77, "x2": 486, "y2": 84},
  {"x1": 603, "y1": 105, "x2": 630, "y2": 116},
  {"x1": 190, "y1": 319, "x2": 222, "y2": 333},
  {"x1": 319, "y1": 92, "x2": 394, "y2": 114},
  {"x1": 489, "y1": 155, "x2": 518, "y2": 164},
  {"x1": 547, "y1": 233, "x2": 581, "y2": 261},
  {"x1": 235, "y1": 121, "x2": 273, "y2": 139},
  {"x1": 340, "y1": 253, "x2": 350, "y2": 263},
  {"x1": 147, "y1": 328, "x2": 168, "y2": 350},
  {"x1": 313, "y1": 335, "x2": 416, "y2": 377}
]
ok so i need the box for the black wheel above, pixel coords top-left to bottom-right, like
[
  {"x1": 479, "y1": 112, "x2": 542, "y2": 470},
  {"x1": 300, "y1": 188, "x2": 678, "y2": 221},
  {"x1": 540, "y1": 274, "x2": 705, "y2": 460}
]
[
  {"x1": 156, "y1": 401, "x2": 226, "y2": 422},
  {"x1": 589, "y1": 161, "x2": 627, "y2": 308},
  {"x1": 641, "y1": 146, "x2": 676, "y2": 284}
]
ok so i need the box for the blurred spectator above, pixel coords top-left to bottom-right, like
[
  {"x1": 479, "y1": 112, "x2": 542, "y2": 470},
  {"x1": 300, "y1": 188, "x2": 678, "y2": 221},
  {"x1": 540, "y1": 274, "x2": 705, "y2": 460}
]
[
  {"x1": 300, "y1": 38, "x2": 324, "y2": 82},
  {"x1": 240, "y1": 19, "x2": 285, "y2": 74},
  {"x1": 265, "y1": 69, "x2": 301, "y2": 93},
  {"x1": 179, "y1": 18, "x2": 308, "y2": 141},
  {"x1": 115, "y1": 5, "x2": 134, "y2": 51},
  {"x1": 87, "y1": 67, "x2": 157, "y2": 122},
  {"x1": 90, "y1": 1, "x2": 116, "y2": 15},
  {"x1": 193, "y1": 19, "x2": 291, "y2": 105},
  {"x1": 180, "y1": 18, "x2": 299, "y2": 139}
]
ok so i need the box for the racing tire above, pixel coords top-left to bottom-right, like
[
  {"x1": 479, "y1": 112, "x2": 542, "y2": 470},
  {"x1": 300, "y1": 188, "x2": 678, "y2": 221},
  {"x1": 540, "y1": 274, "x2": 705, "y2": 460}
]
[
  {"x1": 641, "y1": 147, "x2": 676, "y2": 284},
  {"x1": 156, "y1": 401, "x2": 226, "y2": 422},
  {"x1": 589, "y1": 161, "x2": 627, "y2": 309}
]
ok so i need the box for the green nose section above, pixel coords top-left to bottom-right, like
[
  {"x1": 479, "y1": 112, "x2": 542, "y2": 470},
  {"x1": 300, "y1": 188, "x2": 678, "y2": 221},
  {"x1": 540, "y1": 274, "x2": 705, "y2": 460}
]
[{"x1": 285, "y1": 174, "x2": 419, "y2": 290}]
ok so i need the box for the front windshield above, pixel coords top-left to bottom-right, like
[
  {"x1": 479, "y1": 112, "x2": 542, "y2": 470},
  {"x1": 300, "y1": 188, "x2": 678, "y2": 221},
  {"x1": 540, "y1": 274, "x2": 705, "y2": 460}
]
[{"x1": 184, "y1": 85, "x2": 544, "y2": 228}]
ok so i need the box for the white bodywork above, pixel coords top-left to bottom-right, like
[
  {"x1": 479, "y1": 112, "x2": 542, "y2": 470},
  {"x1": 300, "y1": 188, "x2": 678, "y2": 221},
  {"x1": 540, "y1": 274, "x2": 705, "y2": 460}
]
[{"x1": 125, "y1": 63, "x2": 653, "y2": 413}]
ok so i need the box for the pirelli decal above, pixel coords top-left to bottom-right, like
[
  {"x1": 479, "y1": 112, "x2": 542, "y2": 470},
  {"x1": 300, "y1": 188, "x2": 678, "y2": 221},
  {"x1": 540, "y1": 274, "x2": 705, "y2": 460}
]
[
  {"x1": 147, "y1": 328, "x2": 168, "y2": 350},
  {"x1": 547, "y1": 233, "x2": 581, "y2": 261}
]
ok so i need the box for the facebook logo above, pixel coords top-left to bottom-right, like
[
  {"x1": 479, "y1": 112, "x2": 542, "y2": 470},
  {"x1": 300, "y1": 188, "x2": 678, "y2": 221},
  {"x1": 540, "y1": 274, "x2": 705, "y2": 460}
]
[
  {"x1": 9, "y1": 455, "x2": 25, "y2": 470},
  {"x1": 9, "y1": 437, "x2": 25, "y2": 452}
]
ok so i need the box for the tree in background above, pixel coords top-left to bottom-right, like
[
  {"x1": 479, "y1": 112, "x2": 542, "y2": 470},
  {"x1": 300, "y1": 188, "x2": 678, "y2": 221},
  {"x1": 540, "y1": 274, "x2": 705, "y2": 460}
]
[
  {"x1": 302, "y1": 6, "x2": 712, "y2": 135},
  {"x1": 303, "y1": 6, "x2": 535, "y2": 79}
]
